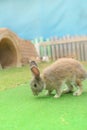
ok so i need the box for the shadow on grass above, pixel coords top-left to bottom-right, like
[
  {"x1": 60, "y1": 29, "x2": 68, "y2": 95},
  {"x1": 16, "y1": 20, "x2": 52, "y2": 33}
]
[
  {"x1": 34, "y1": 94, "x2": 54, "y2": 100},
  {"x1": 33, "y1": 91, "x2": 87, "y2": 101}
]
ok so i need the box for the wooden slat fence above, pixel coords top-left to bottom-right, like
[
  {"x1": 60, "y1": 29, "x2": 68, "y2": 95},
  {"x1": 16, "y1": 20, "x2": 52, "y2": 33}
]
[{"x1": 39, "y1": 36, "x2": 87, "y2": 61}]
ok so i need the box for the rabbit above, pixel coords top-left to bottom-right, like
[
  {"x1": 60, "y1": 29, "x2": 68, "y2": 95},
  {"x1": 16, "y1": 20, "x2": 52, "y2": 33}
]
[{"x1": 29, "y1": 58, "x2": 87, "y2": 98}]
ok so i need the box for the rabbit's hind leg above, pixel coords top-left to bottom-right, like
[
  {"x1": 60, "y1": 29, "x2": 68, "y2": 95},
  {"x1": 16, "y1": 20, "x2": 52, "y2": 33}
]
[{"x1": 73, "y1": 79, "x2": 83, "y2": 96}]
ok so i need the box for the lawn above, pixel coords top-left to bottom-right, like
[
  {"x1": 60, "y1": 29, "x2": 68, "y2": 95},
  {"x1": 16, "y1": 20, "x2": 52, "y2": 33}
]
[{"x1": 0, "y1": 62, "x2": 87, "y2": 130}]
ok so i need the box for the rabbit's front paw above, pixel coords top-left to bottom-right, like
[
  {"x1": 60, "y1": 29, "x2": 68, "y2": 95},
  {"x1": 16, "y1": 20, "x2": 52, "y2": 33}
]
[
  {"x1": 73, "y1": 90, "x2": 82, "y2": 96},
  {"x1": 45, "y1": 90, "x2": 52, "y2": 96}
]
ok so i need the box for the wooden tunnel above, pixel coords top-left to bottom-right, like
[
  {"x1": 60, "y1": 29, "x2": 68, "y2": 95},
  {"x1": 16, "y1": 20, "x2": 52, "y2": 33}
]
[{"x1": 0, "y1": 28, "x2": 37, "y2": 68}]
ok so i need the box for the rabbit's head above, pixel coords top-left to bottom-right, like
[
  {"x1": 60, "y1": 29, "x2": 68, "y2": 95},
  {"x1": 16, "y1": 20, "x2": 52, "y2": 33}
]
[{"x1": 30, "y1": 61, "x2": 44, "y2": 96}]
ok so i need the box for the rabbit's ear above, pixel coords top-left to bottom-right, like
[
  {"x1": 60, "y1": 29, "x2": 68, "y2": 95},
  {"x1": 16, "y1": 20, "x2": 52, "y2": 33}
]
[{"x1": 29, "y1": 61, "x2": 40, "y2": 78}]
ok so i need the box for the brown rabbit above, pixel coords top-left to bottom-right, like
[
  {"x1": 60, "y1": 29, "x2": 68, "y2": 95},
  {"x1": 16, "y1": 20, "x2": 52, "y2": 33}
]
[{"x1": 30, "y1": 58, "x2": 87, "y2": 98}]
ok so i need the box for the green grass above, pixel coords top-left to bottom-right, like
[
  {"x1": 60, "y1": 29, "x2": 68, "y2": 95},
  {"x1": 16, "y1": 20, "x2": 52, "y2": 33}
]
[
  {"x1": 0, "y1": 62, "x2": 87, "y2": 130},
  {"x1": 0, "y1": 62, "x2": 51, "y2": 91}
]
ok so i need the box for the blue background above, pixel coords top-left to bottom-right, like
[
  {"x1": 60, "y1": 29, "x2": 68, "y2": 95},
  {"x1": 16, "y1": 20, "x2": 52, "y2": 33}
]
[{"x1": 0, "y1": 0, "x2": 87, "y2": 40}]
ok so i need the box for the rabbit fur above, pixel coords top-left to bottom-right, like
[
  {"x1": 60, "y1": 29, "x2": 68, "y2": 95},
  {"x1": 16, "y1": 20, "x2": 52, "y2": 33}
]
[{"x1": 30, "y1": 58, "x2": 87, "y2": 98}]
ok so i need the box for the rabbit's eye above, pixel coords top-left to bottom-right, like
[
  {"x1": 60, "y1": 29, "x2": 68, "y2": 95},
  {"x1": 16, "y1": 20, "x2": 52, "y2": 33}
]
[{"x1": 34, "y1": 84, "x2": 37, "y2": 87}]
